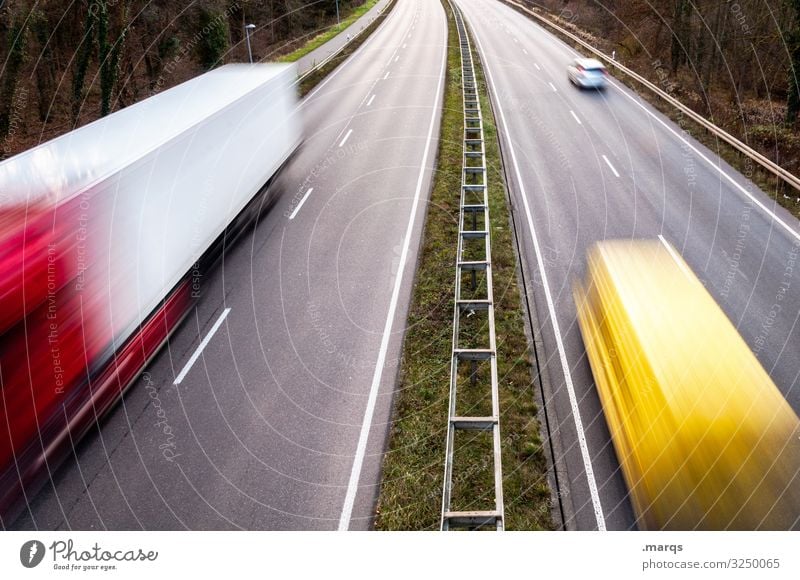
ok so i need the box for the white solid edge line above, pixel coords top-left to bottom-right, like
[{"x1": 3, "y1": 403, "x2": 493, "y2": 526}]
[
  {"x1": 289, "y1": 187, "x2": 314, "y2": 220},
  {"x1": 607, "y1": 82, "x2": 800, "y2": 244},
  {"x1": 468, "y1": 8, "x2": 607, "y2": 530},
  {"x1": 338, "y1": 13, "x2": 447, "y2": 532},
  {"x1": 548, "y1": 81, "x2": 557, "y2": 92},
  {"x1": 601, "y1": 154, "x2": 619, "y2": 178},
  {"x1": 658, "y1": 234, "x2": 693, "y2": 279},
  {"x1": 367, "y1": 94, "x2": 376, "y2": 107},
  {"x1": 339, "y1": 129, "x2": 353, "y2": 147},
  {"x1": 173, "y1": 308, "x2": 231, "y2": 385},
  {"x1": 570, "y1": 109, "x2": 582, "y2": 125}
]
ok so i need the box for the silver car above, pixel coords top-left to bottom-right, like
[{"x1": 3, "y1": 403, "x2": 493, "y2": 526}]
[{"x1": 567, "y1": 58, "x2": 608, "y2": 89}]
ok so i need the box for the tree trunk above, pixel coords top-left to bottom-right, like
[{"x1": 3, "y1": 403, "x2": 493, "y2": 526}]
[
  {"x1": 671, "y1": 0, "x2": 690, "y2": 73},
  {"x1": 72, "y1": 7, "x2": 97, "y2": 124},
  {"x1": 787, "y1": 0, "x2": 800, "y2": 124},
  {"x1": 0, "y1": 16, "x2": 28, "y2": 141},
  {"x1": 98, "y1": 1, "x2": 127, "y2": 117}
]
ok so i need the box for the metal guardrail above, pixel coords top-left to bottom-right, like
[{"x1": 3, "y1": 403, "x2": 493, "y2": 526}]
[
  {"x1": 440, "y1": 2, "x2": 505, "y2": 532},
  {"x1": 503, "y1": 0, "x2": 800, "y2": 193}
]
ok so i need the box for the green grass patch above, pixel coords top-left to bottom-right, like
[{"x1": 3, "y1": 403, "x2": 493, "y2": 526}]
[
  {"x1": 279, "y1": 0, "x2": 380, "y2": 64},
  {"x1": 374, "y1": 0, "x2": 555, "y2": 531}
]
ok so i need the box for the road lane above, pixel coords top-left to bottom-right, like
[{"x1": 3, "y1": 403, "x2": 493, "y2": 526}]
[
  {"x1": 12, "y1": 0, "x2": 447, "y2": 531},
  {"x1": 456, "y1": 0, "x2": 800, "y2": 530}
]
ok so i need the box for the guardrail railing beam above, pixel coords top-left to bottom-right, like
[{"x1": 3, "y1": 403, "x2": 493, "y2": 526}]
[{"x1": 441, "y1": 2, "x2": 505, "y2": 533}]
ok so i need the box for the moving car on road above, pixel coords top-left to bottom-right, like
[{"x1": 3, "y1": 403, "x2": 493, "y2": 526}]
[
  {"x1": 567, "y1": 57, "x2": 608, "y2": 89},
  {"x1": 574, "y1": 238, "x2": 800, "y2": 530}
]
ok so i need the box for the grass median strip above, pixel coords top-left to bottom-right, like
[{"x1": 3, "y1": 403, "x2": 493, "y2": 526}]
[
  {"x1": 296, "y1": 0, "x2": 396, "y2": 98},
  {"x1": 374, "y1": 0, "x2": 555, "y2": 531}
]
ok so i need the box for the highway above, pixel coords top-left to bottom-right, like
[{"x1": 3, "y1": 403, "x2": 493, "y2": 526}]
[
  {"x1": 454, "y1": 0, "x2": 800, "y2": 530},
  {"x1": 12, "y1": 0, "x2": 446, "y2": 531}
]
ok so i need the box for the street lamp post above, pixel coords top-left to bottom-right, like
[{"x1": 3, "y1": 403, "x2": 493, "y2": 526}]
[
  {"x1": 335, "y1": 0, "x2": 340, "y2": 26},
  {"x1": 245, "y1": 23, "x2": 256, "y2": 63}
]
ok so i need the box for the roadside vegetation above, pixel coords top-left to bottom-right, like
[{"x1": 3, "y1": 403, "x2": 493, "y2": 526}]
[
  {"x1": 504, "y1": 0, "x2": 800, "y2": 220},
  {"x1": 375, "y1": 0, "x2": 555, "y2": 531},
  {"x1": 297, "y1": 0, "x2": 394, "y2": 97},
  {"x1": 280, "y1": 0, "x2": 379, "y2": 63}
]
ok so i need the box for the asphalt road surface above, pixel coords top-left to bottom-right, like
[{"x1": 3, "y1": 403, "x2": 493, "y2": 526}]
[
  {"x1": 13, "y1": 0, "x2": 446, "y2": 531},
  {"x1": 455, "y1": 0, "x2": 800, "y2": 531}
]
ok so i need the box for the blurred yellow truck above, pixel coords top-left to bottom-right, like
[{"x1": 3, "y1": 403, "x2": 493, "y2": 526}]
[{"x1": 574, "y1": 238, "x2": 800, "y2": 530}]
